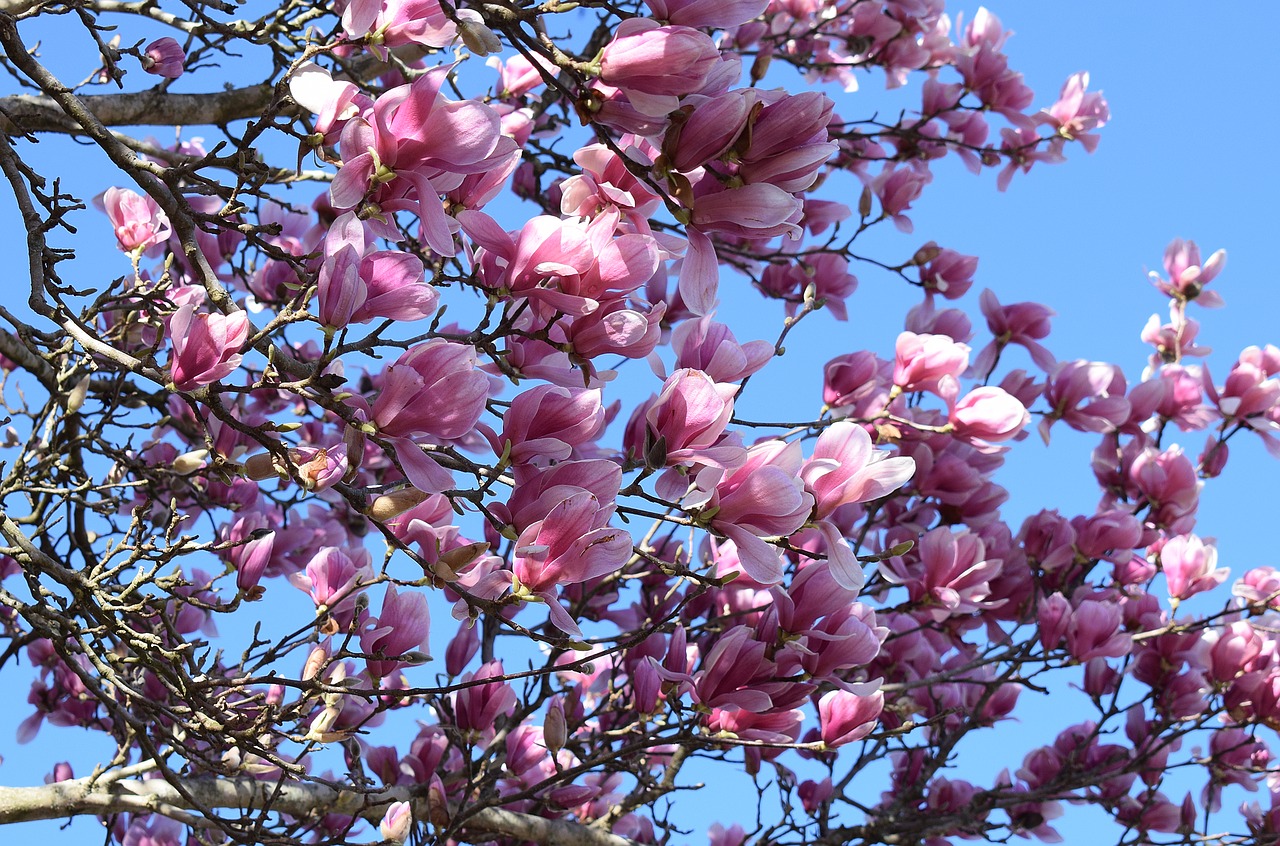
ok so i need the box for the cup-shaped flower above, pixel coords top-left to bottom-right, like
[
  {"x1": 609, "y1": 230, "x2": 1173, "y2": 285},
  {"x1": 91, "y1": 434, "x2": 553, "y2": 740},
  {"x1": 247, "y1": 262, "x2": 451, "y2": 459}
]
[
  {"x1": 372, "y1": 339, "x2": 489, "y2": 441},
  {"x1": 599, "y1": 20, "x2": 720, "y2": 110},
  {"x1": 1159, "y1": 534, "x2": 1228, "y2": 602},
  {"x1": 893, "y1": 331, "x2": 969, "y2": 393},
  {"x1": 801, "y1": 422, "x2": 915, "y2": 520},
  {"x1": 361, "y1": 583, "x2": 430, "y2": 679},
  {"x1": 96, "y1": 187, "x2": 171, "y2": 254},
  {"x1": 168, "y1": 304, "x2": 250, "y2": 391},
  {"x1": 818, "y1": 688, "x2": 884, "y2": 748},
  {"x1": 141, "y1": 38, "x2": 185, "y2": 79}
]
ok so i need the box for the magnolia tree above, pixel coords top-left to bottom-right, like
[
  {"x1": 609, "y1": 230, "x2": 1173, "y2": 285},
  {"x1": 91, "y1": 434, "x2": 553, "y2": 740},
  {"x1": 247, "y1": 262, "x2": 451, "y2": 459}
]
[{"x1": 0, "y1": 1, "x2": 1275, "y2": 845}]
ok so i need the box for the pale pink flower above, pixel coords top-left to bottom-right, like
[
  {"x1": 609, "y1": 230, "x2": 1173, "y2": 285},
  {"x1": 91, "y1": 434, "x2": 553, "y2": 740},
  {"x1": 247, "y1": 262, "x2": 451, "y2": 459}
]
[
  {"x1": 379, "y1": 801, "x2": 413, "y2": 843},
  {"x1": 96, "y1": 187, "x2": 171, "y2": 254},
  {"x1": 1159, "y1": 534, "x2": 1228, "y2": 602},
  {"x1": 599, "y1": 20, "x2": 721, "y2": 114},
  {"x1": 892, "y1": 331, "x2": 970, "y2": 393},
  {"x1": 372, "y1": 339, "x2": 489, "y2": 441},
  {"x1": 949, "y1": 386, "x2": 1029, "y2": 445},
  {"x1": 1151, "y1": 238, "x2": 1226, "y2": 307}
]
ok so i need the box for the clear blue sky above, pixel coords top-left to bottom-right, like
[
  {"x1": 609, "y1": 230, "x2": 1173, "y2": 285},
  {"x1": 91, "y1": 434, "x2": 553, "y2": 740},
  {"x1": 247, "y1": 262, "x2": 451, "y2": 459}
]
[{"x1": 2, "y1": 2, "x2": 1278, "y2": 842}]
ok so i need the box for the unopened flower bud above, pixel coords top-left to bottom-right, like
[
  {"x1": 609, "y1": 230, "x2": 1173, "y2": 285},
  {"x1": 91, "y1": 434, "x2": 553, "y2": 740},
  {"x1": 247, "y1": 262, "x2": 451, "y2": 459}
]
[
  {"x1": 380, "y1": 801, "x2": 413, "y2": 844},
  {"x1": 368, "y1": 488, "x2": 430, "y2": 521},
  {"x1": 172, "y1": 448, "x2": 209, "y2": 475},
  {"x1": 302, "y1": 644, "x2": 329, "y2": 681},
  {"x1": 544, "y1": 702, "x2": 567, "y2": 753},
  {"x1": 243, "y1": 452, "x2": 283, "y2": 481},
  {"x1": 64, "y1": 374, "x2": 90, "y2": 415},
  {"x1": 457, "y1": 9, "x2": 501, "y2": 56}
]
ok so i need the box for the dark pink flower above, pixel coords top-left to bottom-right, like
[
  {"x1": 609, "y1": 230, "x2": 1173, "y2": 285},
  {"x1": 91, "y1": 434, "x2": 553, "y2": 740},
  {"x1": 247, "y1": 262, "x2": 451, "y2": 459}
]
[
  {"x1": 141, "y1": 38, "x2": 185, "y2": 79},
  {"x1": 372, "y1": 340, "x2": 490, "y2": 441},
  {"x1": 818, "y1": 688, "x2": 883, "y2": 747},
  {"x1": 361, "y1": 583, "x2": 430, "y2": 678},
  {"x1": 168, "y1": 304, "x2": 249, "y2": 391}
]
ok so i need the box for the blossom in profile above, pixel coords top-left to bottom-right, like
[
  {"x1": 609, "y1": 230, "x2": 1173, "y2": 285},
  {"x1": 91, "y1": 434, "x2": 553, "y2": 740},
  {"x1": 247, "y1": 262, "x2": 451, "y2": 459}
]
[
  {"x1": 141, "y1": 38, "x2": 185, "y2": 79},
  {"x1": 96, "y1": 187, "x2": 171, "y2": 254},
  {"x1": 168, "y1": 304, "x2": 249, "y2": 391}
]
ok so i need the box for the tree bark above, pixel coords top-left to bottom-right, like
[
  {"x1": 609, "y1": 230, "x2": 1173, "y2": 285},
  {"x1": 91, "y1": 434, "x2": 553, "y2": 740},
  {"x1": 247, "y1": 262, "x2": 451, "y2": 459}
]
[{"x1": 0, "y1": 776, "x2": 641, "y2": 846}]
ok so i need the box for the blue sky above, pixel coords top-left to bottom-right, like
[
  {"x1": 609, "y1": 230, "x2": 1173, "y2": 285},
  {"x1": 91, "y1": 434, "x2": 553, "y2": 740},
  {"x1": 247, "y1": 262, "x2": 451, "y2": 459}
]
[{"x1": 2, "y1": 2, "x2": 1279, "y2": 843}]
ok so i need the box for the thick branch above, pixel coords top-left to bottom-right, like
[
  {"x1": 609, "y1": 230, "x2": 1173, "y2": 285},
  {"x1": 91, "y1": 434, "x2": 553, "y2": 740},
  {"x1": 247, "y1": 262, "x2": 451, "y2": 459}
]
[
  {"x1": 0, "y1": 86, "x2": 275, "y2": 134},
  {"x1": 0, "y1": 776, "x2": 641, "y2": 846}
]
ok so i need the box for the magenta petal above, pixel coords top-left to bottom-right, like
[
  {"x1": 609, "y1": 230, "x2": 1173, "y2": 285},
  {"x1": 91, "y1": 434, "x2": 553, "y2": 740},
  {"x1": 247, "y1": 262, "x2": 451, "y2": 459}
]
[
  {"x1": 393, "y1": 438, "x2": 454, "y2": 493},
  {"x1": 719, "y1": 524, "x2": 783, "y2": 586},
  {"x1": 679, "y1": 228, "x2": 719, "y2": 316},
  {"x1": 818, "y1": 520, "x2": 863, "y2": 592}
]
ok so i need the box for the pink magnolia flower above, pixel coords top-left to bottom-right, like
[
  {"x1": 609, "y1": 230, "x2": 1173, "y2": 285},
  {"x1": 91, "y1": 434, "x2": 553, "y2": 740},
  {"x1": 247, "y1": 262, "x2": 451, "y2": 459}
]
[
  {"x1": 705, "y1": 439, "x2": 814, "y2": 586},
  {"x1": 379, "y1": 801, "x2": 413, "y2": 843},
  {"x1": 642, "y1": 0, "x2": 766, "y2": 28},
  {"x1": 340, "y1": 0, "x2": 456, "y2": 52},
  {"x1": 141, "y1": 38, "x2": 185, "y2": 79},
  {"x1": 1065, "y1": 599, "x2": 1132, "y2": 662},
  {"x1": 563, "y1": 298, "x2": 665, "y2": 361},
  {"x1": 122, "y1": 816, "x2": 184, "y2": 846},
  {"x1": 317, "y1": 212, "x2": 436, "y2": 330},
  {"x1": 818, "y1": 687, "x2": 884, "y2": 747},
  {"x1": 687, "y1": 625, "x2": 773, "y2": 712},
  {"x1": 1130, "y1": 444, "x2": 1200, "y2": 533},
  {"x1": 511, "y1": 486, "x2": 632, "y2": 635},
  {"x1": 451, "y1": 660, "x2": 516, "y2": 736},
  {"x1": 460, "y1": 210, "x2": 660, "y2": 316},
  {"x1": 1038, "y1": 360, "x2": 1130, "y2": 443},
  {"x1": 823, "y1": 351, "x2": 886, "y2": 412},
  {"x1": 559, "y1": 144, "x2": 662, "y2": 223},
  {"x1": 361, "y1": 583, "x2": 430, "y2": 678},
  {"x1": 892, "y1": 331, "x2": 970, "y2": 394},
  {"x1": 970, "y1": 289, "x2": 1056, "y2": 377},
  {"x1": 488, "y1": 53, "x2": 553, "y2": 99},
  {"x1": 330, "y1": 66, "x2": 518, "y2": 255},
  {"x1": 801, "y1": 422, "x2": 915, "y2": 521},
  {"x1": 1234, "y1": 566, "x2": 1280, "y2": 610},
  {"x1": 598, "y1": 19, "x2": 721, "y2": 115},
  {"x1": 668, "y1": 316, "x2": 773, "y2": 384},
  {"x1": 870, "y1": 164, "x2": 932, "y2": 233},
  {"x1": 667, "y1": 91, "x2": 753, "y2": 173},
  {"x1": 690, "y1": 183, "x2": 804, "y2": 239},
  {"x1": 1159, "y1": 534, "x2": 1228, "y2": 602},
  {"x1": 879, "y1": 527, "x2": 1003, "y2": 622},
  {"x1": 948, "y1": 386, "x2": 1029, "y2": 445},
  {"x1": 500, "y1": 385, "x2": 605, "y2": 467},
  {"x1": 290, "y1": 546, "x2": 373, "y2": 632},
  {"x1": 372, "y1": 339, "x2": 490, "y2": 441},
  {"x1": 1037, "y1": 592, "x2": 1072, "y2": 651},
  {"x1": 629, "y1": 368, "x2": 744, "y2": 469},
  {"x1": 1151, "y1": 238, "x2": 1226, "y2": 307},
  {"x1": 168, "y1": 304, "x2": 250, "y2": 391},
  {"x1": 917, "y1": 244, "x2": 978, "y2": 300},
  {"x1": 222, "y1": 512, "x2": 276, "y2": 595},
  {"x1": 96, "y1": 187, "x2": 171, "y2": 254},
  {"x1": 1040, "y1": 72, "x2": 1109, "y2": 153}
]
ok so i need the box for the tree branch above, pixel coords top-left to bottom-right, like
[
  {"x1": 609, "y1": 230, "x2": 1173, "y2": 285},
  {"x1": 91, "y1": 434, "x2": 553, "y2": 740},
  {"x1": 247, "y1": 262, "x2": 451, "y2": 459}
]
[
  {"x1": 0, "y1": 776, "x2": 642, "y2": 846},
  {"x1": 0, "y1": 86, "x2": 276, "y2": 134}
]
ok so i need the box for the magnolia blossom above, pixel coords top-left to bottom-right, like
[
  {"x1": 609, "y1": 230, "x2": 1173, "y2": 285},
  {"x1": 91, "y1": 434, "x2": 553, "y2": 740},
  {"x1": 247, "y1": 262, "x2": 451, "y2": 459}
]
[
  {"x1": 96, "y1": 187, "x2": 171, "y2": 254},
  {"x1": 141, "y1": 38, "x2": 185, "y2": 79},
  {"x1": 168, "y1": 305, "x2": 249, "y2": 391}
]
